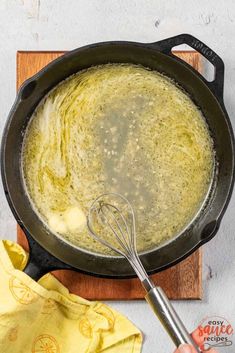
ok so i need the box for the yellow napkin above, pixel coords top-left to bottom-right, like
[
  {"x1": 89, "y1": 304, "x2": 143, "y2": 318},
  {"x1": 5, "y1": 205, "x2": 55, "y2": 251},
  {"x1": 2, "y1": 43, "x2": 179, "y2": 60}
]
[{"x1": 0, "y1": 240, "x2": 142, "y2": 353}]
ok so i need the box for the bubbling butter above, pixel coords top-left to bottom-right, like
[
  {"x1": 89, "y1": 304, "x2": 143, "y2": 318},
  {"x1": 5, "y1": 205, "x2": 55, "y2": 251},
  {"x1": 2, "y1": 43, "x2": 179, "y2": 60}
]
[
  {"x1": 22, "y1": 64, "x2": 214, "y2": 254},
  {"x1": 48, "y1": 206, "x2": 87, "y2": 234}
]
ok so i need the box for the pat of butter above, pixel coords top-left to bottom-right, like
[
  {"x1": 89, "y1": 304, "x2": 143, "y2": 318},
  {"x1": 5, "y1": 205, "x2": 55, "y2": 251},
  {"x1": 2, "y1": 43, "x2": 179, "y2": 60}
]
[
  {"x1": 48, "y1": 214, "x2": 68, "y2": 234},
  {"x1": 63, "y1": 206, "x2": 87, "y2": 232}
]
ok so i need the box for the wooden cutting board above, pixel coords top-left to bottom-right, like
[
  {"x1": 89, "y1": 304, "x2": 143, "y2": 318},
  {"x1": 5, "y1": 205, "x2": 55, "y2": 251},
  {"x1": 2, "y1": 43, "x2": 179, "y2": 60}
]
[{"x1": 17, "y1": 50, "x2": 202, "y2": 300}]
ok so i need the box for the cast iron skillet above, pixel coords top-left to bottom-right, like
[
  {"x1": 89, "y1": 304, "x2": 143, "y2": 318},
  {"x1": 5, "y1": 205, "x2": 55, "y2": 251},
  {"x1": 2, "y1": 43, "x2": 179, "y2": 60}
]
[{"x1": 1, "y1": 34, "x2": 234, "y2": 280}]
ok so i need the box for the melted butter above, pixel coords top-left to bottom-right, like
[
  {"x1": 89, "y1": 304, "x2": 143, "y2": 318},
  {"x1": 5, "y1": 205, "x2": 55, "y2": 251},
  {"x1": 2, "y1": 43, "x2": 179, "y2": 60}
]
[{"x1": 22, "y1": 64, "x2": 214, "y2": 254}]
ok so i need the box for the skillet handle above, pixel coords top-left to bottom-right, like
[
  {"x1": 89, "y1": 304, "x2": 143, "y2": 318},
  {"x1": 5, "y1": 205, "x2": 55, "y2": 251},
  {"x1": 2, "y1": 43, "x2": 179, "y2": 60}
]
[
  {"x1": 23, "y1": 229, "x2": 71, "y2": 281},
  {"x1": 150, "y1": 34, "x2": 224, "y2": 100}
]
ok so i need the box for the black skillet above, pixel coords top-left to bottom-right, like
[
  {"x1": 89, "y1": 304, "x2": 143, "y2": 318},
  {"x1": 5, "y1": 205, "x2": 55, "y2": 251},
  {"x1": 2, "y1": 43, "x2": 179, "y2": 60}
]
[{"x1": 1, "y1": 34, "x2": 234, "y2": 280}]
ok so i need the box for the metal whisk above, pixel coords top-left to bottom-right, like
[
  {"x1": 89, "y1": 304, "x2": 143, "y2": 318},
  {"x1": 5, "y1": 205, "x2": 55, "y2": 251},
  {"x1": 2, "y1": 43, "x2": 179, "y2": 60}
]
[{"x1": 87, "y1": 193, "x2": 201, "y2": 352}]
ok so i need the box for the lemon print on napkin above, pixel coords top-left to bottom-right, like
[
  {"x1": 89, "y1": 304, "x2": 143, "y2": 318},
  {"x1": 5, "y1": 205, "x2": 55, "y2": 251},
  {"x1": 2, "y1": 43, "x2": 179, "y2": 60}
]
[{"x1": 0, "y1": 240, "x2": 142, "y2": 353}]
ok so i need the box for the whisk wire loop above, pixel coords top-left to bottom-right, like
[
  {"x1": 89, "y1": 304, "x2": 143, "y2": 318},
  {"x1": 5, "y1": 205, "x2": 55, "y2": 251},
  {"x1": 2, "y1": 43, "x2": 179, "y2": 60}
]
[
  {"x1": 99, "y1": 202, "x2": 133, "y2": 256},
  {"x1": 87, "y1": 193, "x2": 151, "y2": 282}
]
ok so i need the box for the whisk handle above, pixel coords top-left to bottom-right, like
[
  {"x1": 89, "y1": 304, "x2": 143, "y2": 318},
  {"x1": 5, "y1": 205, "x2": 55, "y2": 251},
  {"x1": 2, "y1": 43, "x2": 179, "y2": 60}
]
[{"x1": 145, "y1": 286, "x2": 201, "y2": 352}]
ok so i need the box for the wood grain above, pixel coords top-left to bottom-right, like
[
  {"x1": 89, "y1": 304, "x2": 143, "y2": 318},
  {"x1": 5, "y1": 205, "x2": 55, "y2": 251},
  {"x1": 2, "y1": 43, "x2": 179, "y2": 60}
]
[{"x1": 17, "y1": 50, "x2": 202, "y2": 300}]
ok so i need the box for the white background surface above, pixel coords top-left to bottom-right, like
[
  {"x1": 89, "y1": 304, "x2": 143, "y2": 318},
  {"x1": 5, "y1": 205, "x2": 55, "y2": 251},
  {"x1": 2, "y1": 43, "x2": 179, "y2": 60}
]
[{"x1": 0, "y1": 1, "x2": 234, "y2": 352}]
